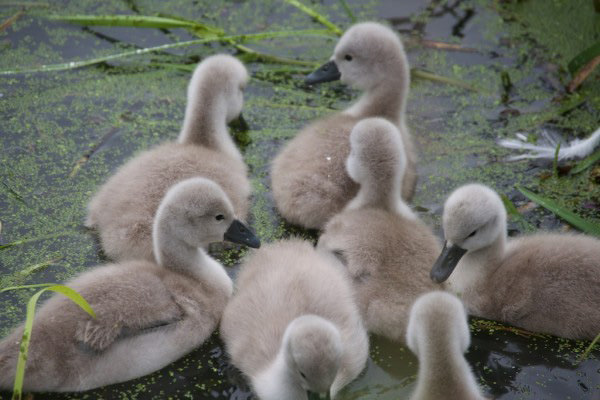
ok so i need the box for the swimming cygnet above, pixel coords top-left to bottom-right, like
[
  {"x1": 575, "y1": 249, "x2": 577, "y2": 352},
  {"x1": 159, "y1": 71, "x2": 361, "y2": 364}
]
[
  {"x1": 86, "y1": 54, "x2": 251, "y2": 261},
  {"x1": 220, "y1": 239, "x2": 368, "y2": 400},
  {"x1": 271, "y1": 22, "x2": 416, "y2": 229},
  {"x1": 318, "y1": 118, "x2": 442, "y2": 342},
  {"x1": 0, "y1": 178, "x2": 260, "y2": 392},
  {"x1": 406, "y1": 291, "x2": 488, "y2": 400},
  {"x1": 431, "y1": 183, "x2": 600, "y2": 340}
]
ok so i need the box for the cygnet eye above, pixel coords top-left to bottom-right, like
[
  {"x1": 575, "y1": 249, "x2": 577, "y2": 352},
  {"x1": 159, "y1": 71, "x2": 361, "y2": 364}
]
[
  {"x1": 344, "y1": 54, "x2": 353, "y2": 61},
  {"x1": 215, "y1": 214, "x2": 225, "y2": 221},
  {"x1": 467, "y1": 230, "x2": 477, "y2": 238},
  {"x1": 299, "y1": 371, "x2": 307, "y2": 379}
]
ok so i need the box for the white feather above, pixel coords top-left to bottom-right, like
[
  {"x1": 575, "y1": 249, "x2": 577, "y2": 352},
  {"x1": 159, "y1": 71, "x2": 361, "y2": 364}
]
[{"x1": 498, "y1": 127, "x2": 600, "y2": 161}]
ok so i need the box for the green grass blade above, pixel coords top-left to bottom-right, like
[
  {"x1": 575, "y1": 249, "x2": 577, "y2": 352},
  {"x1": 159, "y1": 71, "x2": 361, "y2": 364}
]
[
  {"x1": 0, "y1": 30, "x2": 334, "y2": 75},
  {"x1": 0, "y1": 283, "x2": 54, "y2": 293},
  {"x1": 516, "y1": 186, "x2": 600, "y2": 236},
  {"x1": 568, "y1": 41, "x2": 600, "y2": 75},
  {"x1": 577, "y1": 332, "x2": 600, "y2": 363},
  {"x1": 283, "y1": 0, "x2": 343, "y2": 35},
  {"x1": 571, "y1": 148, "x2": 600, "y2": 174},
  {"x1": 500, "y1": 193, "x2": 534, "y2": 232},
  {"x1": 412, "y1": 68, "x2": 480, "y2": 92},
  {"x1": 11, "y1": 285, "x2": 95, "y2": 399},
  {"x1": 49, "y1": 14, "x2": 223, "y2": 35},
  {"x1": 338, "y1": 0, "x2": 357, "y2": 23}
]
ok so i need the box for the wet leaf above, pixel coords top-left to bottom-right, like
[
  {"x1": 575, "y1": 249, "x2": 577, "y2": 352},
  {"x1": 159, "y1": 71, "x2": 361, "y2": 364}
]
[{"x1": 516, "y1": 186, "x2": 600, "y2": 236}]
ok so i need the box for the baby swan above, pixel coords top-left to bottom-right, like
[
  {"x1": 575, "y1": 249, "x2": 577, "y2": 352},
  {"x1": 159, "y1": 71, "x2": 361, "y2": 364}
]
[
  {"x1": 406, "y1": 292, "x2": 487, "y2": 400},
  {"x1": 271, "y1": 22, "x2": 416, "y2": 229},
  {"x1": 86, "y1": 54, "x2": 251, "y2": 262},
  {"x1": 318, "y1": 118, "x2": 441, "y2": 342},
  {"x1": 220, "y1": 239, "x2": 368, "y2": 400},
  {"x1": 431, "y1": 183, "x2": 600, "y2": 340},
  {"x1": 0, "y1": 178, "x2": 260, "y2": 392}
]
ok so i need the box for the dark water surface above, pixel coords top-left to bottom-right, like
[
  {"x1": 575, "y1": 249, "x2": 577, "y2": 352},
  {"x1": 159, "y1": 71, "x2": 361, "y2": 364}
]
[{"x1": 0, "y1": 0, "x2": 599, "y2": 399}]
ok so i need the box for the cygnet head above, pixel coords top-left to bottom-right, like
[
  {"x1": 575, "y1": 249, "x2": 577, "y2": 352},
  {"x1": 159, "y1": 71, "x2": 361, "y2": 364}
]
[
  {"x1": 406, "y1": 291, "x2": 470, "y2": 358},
  {"x1": 153, "y1": 178, "x2": 260, "y2": 261},
  {"x1": 188, "y1": 54, "x2": 249, "y2": 122},
  {"x1": 346, "y1": 117, "x2": 405, "y2": 187},
  {"x1": 285, "y1": 315, "x2": 343, "y2": 396},
  {"x1": 430, "y1": 184, "x2": 506, "y2": 283},
  {"x1": 306, "y1": 22, "x2": 408, "y2": 91}
]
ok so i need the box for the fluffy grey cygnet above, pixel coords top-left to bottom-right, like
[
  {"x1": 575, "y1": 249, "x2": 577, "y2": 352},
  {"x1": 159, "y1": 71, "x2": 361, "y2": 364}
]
[
  {"x1": 0, "y1": 178, "x2": 260, "y2": 392},
  {"x1": 406, "y1": 291, "x2": 488, "y2": 400},
  {"x1": 431, "y1": 183, "x2": 600, "y2": 340},
  {"x1": 86, "y1": 54, "x2": 251, "y2": 262},
  {"x1": 220, "y1": 239, "x2": 368, "y2": 400},
  {"x1": 271, "y1": 22, "x2": 416, "y2": 229},
  {"x1": 318, "y1": 118, "x2": 441, "y2": 342}
]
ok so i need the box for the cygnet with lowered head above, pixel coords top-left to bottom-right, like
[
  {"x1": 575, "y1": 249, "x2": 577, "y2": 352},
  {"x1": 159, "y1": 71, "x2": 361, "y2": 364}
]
[
  {"x1": 220, "y1": 239, "x2": 368, "y2": 400},
  {"x1": 318, "y1": 118, "x2": 441, "y2": 342},
  {"x1": 431, "y1": 183, "x2": 600, "y2": 340},
  {"x1": 0, "y1": 178, "x2": 260, "y2": 392},
  {"x1": 406, "y1": 292, "x2": 488, "y2": 400},
  {"x1": 271, "y1": 22, "x2": 416, "y2": 229},
  {"x1": 86, "y1": 54, "x2": 251, "y2": 262}
]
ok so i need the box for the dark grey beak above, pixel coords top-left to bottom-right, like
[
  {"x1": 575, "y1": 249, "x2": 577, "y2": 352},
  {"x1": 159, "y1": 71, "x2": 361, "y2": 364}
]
[
  {"x1": 224, "y1": 219, "x2": 261, "y2": 248},
  {"x1": 430, "y1": 241, "x2": 468, "y2": 283},
  {"x1": 305, "y1": 60, "x2": 341, "y2": 85}
]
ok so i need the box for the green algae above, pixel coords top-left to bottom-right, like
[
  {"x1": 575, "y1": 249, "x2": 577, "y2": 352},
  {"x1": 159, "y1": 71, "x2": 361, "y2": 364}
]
[{"x1": 0, "y1": 0, "x2": 599, "y2": 399}]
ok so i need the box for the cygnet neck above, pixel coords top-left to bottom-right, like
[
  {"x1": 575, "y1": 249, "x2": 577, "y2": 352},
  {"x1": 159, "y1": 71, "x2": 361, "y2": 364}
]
[
  {"x1": 345, "y1": 68, "x2": 409, "y2": 126},
  {"x1": 178, "y1": 91, "x2": 242, "y2": 163},
  {"x1": 348, "y1": 171, "x2": 415, "y2": 219},
  {"x1": 153, "y1": 227, "x2": 232, "y2": 295},
  {"x1": 254, "y1": 349, "x2": 306, "y2": 400},
  {"x1": 253, "y1": 324, "x2": 308, "y2": 400},
  {"x1": 464, "y1": 230, "x2": 507, "y2": 269},
  {"x1": 413, "y1": 338, "x2": 482, "y2": 400}
]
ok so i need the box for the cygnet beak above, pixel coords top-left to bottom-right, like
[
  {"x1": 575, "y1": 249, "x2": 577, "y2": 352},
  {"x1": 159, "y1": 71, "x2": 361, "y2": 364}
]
[
  {"x1": 224, "y1": 219, "x2": 261, "y2": 248},
  {"x1": 305, "y1": 60, "x2": 341, "y2": 85},
  {"x1": 430, "y1": 241, "x2": 467, "y2": 283}
]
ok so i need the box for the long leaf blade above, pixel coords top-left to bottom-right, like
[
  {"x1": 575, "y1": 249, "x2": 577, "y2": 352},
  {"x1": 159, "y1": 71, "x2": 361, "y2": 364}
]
[
  {"x1": 568, "y1": 41, "x2": 600, "y2": 75},
  {"x1": 12, "y1": 285, "x2": 95, "y2": 399},
  {"x1": 570, "y1": 148, "x2": 600, "y2": 174},
  {"x1": 49, "y1": 14, "x2": 223, "y2": 35},
  {"x1": 282, "y1": 0, "x2": 343, "y2": 35},
  {"x1": 1, "y1": 283, "x2": 54, "y2": 293},
  {"x1": 516, "y1": 186, "x2": 600, "y2": 236},
  {"x1": 0, "y1": 30, "x2": 334, "y2": 75}
]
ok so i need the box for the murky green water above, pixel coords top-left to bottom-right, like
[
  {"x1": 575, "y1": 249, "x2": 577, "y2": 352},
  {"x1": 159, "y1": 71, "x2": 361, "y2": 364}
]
[{"x1": 0, "y1": 0, "x2": 599, "y2": 399}]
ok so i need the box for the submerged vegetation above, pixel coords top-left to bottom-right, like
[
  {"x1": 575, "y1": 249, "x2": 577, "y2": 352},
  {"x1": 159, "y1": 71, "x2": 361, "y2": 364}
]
[{"x1": 0, "y1": 0, "x2": 598, "y2": 398}]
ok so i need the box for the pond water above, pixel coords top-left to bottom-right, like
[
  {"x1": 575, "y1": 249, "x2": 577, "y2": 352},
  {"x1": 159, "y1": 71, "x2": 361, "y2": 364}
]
[{"x1": 0, "y1": 0, "x2": 599, "y2": 399}]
